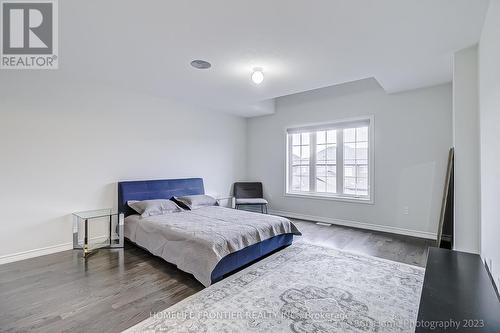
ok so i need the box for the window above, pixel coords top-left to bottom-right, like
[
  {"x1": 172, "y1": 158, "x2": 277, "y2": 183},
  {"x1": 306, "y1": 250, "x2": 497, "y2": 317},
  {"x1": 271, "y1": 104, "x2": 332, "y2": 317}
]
[{"x1": 286, "y1": 117, "x2": 373, "y2": 202}]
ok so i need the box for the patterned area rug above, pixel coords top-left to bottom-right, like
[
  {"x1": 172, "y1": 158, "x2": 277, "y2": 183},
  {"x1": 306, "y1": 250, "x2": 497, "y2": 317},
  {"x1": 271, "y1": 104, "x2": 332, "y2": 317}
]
[{"x1": 125, "y1": 243, "x2": 424, "y2": 333}]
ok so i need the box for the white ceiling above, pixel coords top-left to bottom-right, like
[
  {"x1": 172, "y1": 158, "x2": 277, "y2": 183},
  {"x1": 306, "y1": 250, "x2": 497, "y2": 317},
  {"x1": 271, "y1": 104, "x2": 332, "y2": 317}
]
[{"x1": 6, "y1": 0, "x2": 490, "y2": 117}]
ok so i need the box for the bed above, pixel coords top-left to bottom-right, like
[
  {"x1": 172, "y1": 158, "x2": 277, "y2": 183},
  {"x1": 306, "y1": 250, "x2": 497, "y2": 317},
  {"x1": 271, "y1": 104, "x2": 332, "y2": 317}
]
[{"x1": 118, "y1": 178, "x2": 300, "y2": 287}]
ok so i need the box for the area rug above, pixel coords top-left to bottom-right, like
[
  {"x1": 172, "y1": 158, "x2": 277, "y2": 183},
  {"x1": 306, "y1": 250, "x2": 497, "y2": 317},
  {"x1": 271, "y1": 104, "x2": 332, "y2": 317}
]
[{"x1": 124, "y1": 243, "x2": 424, "y2": 333}]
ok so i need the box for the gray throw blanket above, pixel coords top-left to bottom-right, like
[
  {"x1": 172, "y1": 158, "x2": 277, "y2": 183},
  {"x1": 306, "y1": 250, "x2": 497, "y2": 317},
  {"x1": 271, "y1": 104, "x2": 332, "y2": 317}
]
[{"x1": 126, "y1": 206, "x2": 301, "y2": 286}]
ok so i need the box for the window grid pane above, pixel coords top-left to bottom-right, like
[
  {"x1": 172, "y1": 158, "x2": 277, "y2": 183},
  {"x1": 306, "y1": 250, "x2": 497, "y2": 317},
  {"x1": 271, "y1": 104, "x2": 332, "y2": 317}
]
[
  {"x1": 291, "y1": 132, "x2": 311, "y2": 191},
  {"x1": 343, "y1": 126, "x2": 369, "y2": 197},
  {"x1": 315, "y1": 130, "x2": 337, "y2": 194}
]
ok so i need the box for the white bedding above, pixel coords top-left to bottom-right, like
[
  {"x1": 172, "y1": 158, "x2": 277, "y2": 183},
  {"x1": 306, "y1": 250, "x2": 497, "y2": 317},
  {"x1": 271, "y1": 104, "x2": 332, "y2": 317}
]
[{"x1": 124, "y1": 206, "x2": 300, "y2": 287}]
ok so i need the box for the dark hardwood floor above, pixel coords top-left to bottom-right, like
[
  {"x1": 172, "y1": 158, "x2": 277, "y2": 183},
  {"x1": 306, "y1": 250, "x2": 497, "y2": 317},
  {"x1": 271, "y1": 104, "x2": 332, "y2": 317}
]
[
  {"x1": 293, "y1": 220, "x2": 434, "y2": 267},
  {"x1": 0, "y1": 219, "x2": 434, "y2": 332}
]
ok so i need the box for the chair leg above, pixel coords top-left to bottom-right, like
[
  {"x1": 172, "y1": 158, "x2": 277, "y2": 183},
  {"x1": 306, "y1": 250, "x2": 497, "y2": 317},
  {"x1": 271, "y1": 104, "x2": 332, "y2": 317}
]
[
  {"x1": 261, "y1": 205, "x2": 264, "y2": 214},
  {"x1": 264, "y1": 204, "x2": 268, "y2": 214}
]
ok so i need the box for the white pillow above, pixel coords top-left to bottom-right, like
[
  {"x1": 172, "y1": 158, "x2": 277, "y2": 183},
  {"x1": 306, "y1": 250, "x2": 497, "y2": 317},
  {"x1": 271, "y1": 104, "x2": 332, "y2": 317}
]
[
  {"x1": 174, "y1": 195, "x2": 217, "y2": 210},
  {"x1": 128, "y1": 199, "x2": 182, "y2": 217}
]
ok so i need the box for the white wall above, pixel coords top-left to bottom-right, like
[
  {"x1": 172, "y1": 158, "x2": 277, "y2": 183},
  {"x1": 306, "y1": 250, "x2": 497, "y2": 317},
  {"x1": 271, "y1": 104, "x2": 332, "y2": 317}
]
[
  {"x1": 247, "y1": 79, "x2": 452, "y2": 238},
  {"x1": 452, "y1": 45, "x2": 481, "y2": 254},
  {"x1": 479, "y1": 0, "x2": 500, "y2": 290},
  {"x1": 0, "y1": 79, "x2": 247, "y2": 262}
]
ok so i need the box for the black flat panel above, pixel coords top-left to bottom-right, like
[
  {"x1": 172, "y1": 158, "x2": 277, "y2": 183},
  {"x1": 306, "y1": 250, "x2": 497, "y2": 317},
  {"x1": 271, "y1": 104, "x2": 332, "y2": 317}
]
[{"x1": 416, "y1": 247, "x2": 500, "y2": 332}]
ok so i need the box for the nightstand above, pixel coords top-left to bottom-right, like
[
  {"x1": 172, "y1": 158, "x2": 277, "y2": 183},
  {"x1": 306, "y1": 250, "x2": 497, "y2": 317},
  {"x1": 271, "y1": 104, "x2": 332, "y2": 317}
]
[
  {"x1": 216, "y1": 196, "x2": 235, "y2": 208},
  {"x1": 72, "y1": 209, "x2": 124, "y2": 258}
]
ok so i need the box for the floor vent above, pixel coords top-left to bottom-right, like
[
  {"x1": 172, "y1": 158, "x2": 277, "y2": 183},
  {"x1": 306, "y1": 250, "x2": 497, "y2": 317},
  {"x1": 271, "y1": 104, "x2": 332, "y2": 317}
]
[{"x1": 316, "y1": 222, "x2": 332, "y2": 227}]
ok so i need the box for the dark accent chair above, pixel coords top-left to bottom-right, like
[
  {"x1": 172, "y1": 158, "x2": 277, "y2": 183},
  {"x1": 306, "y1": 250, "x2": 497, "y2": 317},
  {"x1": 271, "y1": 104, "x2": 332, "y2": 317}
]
[{"x1": 233, "y1": 182, "x2": 268, "y2": 214}]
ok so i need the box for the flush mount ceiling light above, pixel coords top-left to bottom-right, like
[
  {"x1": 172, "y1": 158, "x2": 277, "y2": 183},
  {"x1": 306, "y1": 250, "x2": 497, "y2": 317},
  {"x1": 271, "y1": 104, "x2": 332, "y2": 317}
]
[
  {"x1": 190, "y1": 60, "x2": 212, "y2": 69},
  {"x1": 251, "y1": 68, "x2": 264, "y2": 84}
]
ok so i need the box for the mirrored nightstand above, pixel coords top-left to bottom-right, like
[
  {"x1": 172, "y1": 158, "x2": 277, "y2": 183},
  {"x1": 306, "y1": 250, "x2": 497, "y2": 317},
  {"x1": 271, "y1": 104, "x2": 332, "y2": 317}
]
[
  {"x1": 72, "y1": 209, "x2": 124, "y2": 258},
  {"x1": 215, "y1": 196, "x2": 235, "y2": 208}
]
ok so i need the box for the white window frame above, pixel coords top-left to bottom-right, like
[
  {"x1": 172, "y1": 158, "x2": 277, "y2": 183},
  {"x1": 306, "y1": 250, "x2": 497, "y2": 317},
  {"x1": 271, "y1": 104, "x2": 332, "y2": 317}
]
[{"x1": 285, "y1": 116, "x2": 374, "y2": 204}]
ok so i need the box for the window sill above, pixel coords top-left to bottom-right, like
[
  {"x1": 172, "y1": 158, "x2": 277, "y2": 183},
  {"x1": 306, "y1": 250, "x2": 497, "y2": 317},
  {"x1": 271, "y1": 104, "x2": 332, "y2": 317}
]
[{"x1": 284, "y1": 192, "x2": 374, "y2": 204}]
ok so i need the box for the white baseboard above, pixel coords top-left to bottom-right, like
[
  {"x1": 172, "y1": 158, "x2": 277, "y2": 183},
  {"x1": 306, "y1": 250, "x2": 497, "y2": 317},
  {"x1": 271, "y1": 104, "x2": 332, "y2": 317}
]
[
  {"x1": 484, "y1": 256, "x2": 500, "y2": 294},
  {"x1": 0, "y1": 242, "x2": 73, "y2": 265},
  {"x1": 269, "y1": 209, "x2": 437, "y2": 240},
  {"x1": 0, "y1": 235, "x2": 111, "y2": 265}
]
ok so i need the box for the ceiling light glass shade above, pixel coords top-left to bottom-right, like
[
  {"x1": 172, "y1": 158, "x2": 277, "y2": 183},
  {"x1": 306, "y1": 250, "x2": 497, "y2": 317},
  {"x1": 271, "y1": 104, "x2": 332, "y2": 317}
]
[{"x1": 251, "y1": 69, "x2": 264, "y2": 84}]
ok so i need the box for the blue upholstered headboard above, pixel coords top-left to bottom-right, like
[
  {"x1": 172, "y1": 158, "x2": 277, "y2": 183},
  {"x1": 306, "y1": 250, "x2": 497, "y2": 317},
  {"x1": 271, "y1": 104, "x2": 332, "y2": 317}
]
[{"x1": 118, "y1": 178, "x2": 205, "y2": 217}]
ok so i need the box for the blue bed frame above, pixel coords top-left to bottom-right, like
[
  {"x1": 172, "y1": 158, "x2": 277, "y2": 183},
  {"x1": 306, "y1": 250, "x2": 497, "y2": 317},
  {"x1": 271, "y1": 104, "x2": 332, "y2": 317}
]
[{"x1": 117, "y1": 178, "x2": 294, "y2": 284}]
